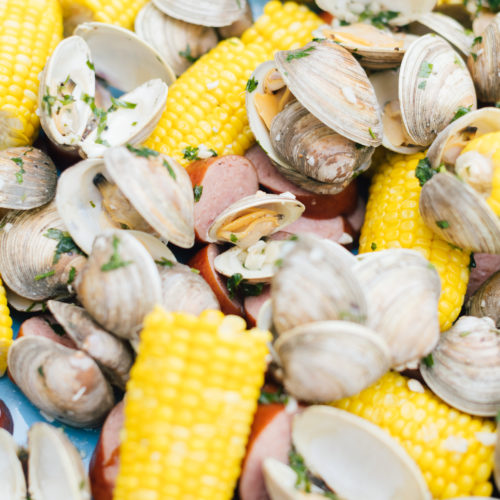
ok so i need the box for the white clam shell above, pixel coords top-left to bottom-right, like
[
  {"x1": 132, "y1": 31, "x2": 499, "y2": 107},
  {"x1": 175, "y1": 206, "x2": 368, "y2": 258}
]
[
  {"x1": 0, "y1": 428, "x2": 26, "y2": 500},
  {"x1": 467, "y1": 269, "x2": 500, "y2": 327}
]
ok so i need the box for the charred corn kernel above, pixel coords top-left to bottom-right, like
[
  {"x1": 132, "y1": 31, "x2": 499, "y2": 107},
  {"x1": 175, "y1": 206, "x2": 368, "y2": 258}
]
[
  {"x1": 459, "y1": 130, "x2": 500, "y2": 215},
  {"x1": 59, "y1": 0, "x2": 148, "y2": 35},
  {"x1": 114, "y1": 307, "x2": 271, "y2": 500},
  {"x1": 0, "y1": 278, "x2": 13, "y2": 377},
  {"x1": 0, "y1": 0, "x2": 62, "y2": 148},
  {"x1": 360, "y1": 150, "x2": 470, "y2": 331},
  {"x1": 145, "y1": 1, "x2": 322, "y2": 166},
  {"x1": 336, "y1": 372, "x2": 496, "y2": 499}
]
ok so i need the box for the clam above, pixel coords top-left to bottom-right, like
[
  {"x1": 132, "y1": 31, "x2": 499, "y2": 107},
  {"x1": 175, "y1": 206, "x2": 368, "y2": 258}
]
[
  {"x1": 467, "y1": 13, "x2": 500, "y2": 103},
  {"x1": 271, "y1": 234, "x2": 365, "y2": 336},
  {"x1": 152, "y1": 0, "x2": 248, "y2": 27},
  {"x1": 0, "y1": 428, "x2": 26, "y2": 499},
  {"x1": 399, "y1": 34, "x2": 477, "y2": 147},
  {"x1": 135, "y1": 2, "x2": 218, "y2": 76},
  {"x1": 274, "y1": 321, "x2": 391, "y2": 402},
  {"x1": 75, "y1": 229, "x2": 162, "y2": 341},
  {"x1": 0, "y1": 147, "x2": 57, "y2": 210},
  {"x1": 28, "y1": 423, "x2": 90, "y2": 499},
  {"x1": 420, "y1": 316, "x2": 500, "y2": 416},
  {"x1": 38, "y1": 27, "x2": 171, "y2": 158},
  {"x1": 0, "y1": 201, "x2": 87, "y2": 301},
  {"x1": 47, "y1": 300, "x2": 133, "y2": 390},
  {"x1": 218, "y1": 1, "x2": 253, "y2": 38},
  {"x1": 263, "y1": 406, "x2": 430, "y2": 500},
  {"x1": 467, "y1": 270, "x2": 500, "y2": 326},
  {"x1": 56, "y1": 145, "x2": 194, "y2": 254},
  {"x1": 8, "y1": 336, "x2": 114, "y2": 427},
  {"x1": 246, "y1": 40, "x2": 381, "y2": 194},
  {"x1": 353, "y1": 249, "x2": 441, "y2": 368}
]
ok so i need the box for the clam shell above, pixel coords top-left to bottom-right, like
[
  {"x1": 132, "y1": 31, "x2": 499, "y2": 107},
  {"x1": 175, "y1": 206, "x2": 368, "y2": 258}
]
[
  {"x1": 0, "y1": 201, "x2": 86, "y2": 301},
  {"x1": 274, "y1": 321, "x2": 391, "y2": 403},
  {"x1": 128, "y1": 230, "x2": 177, "y2": 262},
  {"x1": 466, "y1": 270, "x2": 500, "y2": 327},
  {"x1": 152, "y1": 0, "x2": 247, "y2": 27},
  {"x1": 420, "y1": 316, "x2": 500, "y2": 416},
  {"x1": 271, "y1": 234, "x2": 365, "y2": 335},
  {"x1": 218, "y1": 1, "x2": 253, "y2": 38},
  {"x1": 399, "y1": 34, "x2": 477, "y2": 146},
  {"x1": 467, "y1": 13, "x2": 500, "y2": 103},
  {"x1": 135, "y1": 2, "x2": 218, "y2": 76},
  {"x1": 207, "y1": 192, "x2": 304, "y2": 249},
  {"x1": 47, "y1": 300, "x2": 133, "y2": 390},
  {"x1": 7, "y1": 336, "x2": 114, "y2": 427},
  {"x1": 354, "y1": 249, "x2": 441, "y2": 368},
  {"x1": 0, "y1": 428, "x2": 26, "y2": 499},
  {"x1": 0, "y1": 147, "x2": 57, "y2": 210},
  {"x1": 419, "y1": 171, "x2": 500, "y2": 253},
  {"x1": 28, "y1": 423, "x2": 90, "y2": 499},
  {"x1": 75, "y1": 229, "x2": 162, "y2": 340}
]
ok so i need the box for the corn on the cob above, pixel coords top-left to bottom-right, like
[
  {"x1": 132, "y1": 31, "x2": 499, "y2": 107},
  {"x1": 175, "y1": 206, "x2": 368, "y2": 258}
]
[
  {"x1": 0, "y1": 0, "x2": 62, "y2": 149},
  {"x1": 114, "y1": 307, "x2": 270, "y2": 500},
  {"x1": 59, "y1": 0, "x2": 148, "y2": 35},
  {"x1": 145, "y1": 1, "x2": 322, "y2": 165},
  {"x1": 360, "y1": 150, "x2": 470, "y2": 331},
  {"x1": 460, "y1": 130, "x2": 500, "y2": 215},
  {"x1": 336, "y1": 372, "x2": 496, "y2": 499},
  {"x1": 0, "y1": 277, "x2": 13, "y2": 377}
]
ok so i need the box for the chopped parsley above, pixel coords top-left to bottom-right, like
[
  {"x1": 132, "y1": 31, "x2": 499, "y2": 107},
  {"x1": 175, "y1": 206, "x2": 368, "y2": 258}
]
[
  {"x1": 371, "y1": 242, "x2": 377, "y2": 251},
  {"x1": 289, "y1": 449, "x2": 311, "y2": 492},
  {"x1": 422, "y1": 353, "x2": 434, "y2": 368},
  {"x1": 415, "y1": 158, "x2": 436, "y2": 187},
  {"x1": 471, "y1": 52, "x2": 478, "y2": 62},
  {"x1": 86, "y1": 60, "x2": 95, "y2": 71},
  {"x1": 418, "y1": 61, "x2": 433, "y2": 79},
  {"x1": 193, "y1": 184, "x2": 203, "y2": 202},
  {"x1": 246, "y1": 76, "x2": 258, "y2": 93},
  {"x1": 286, "y1": 46, "x2": 315, "y2": 62},
  {"x1": 155, "y1": 257, "x2": 174, "y2": 267},
  {"x1": 364, "y1": 9, "x2": 399, "y2": 29},
  {"x1": 163, "y1": 159, "x2": 176, "y2": 180},
  {"x1": 89, "y1": 200, "x2": 96, "y2": 208},
  {"x1": 472, "y1": 36, "x2": 483, "y2": 46},
  {"x1": 182, "y1": 145, "x2": 199, "y2": 161},
  {"x1": 451, "y1": 105, "x2": 472, "y2": 122},
  {"x1": 258, "y1": 388, "x2": 289, "y2": 405},
  {"x1": 43, "y1": 228, "x2": 84, "y2": 264},
  {"x1": 100, "y1": 235, "x2": 133, "y2": 272},
  {"x1": 274, "y1": 258, "x2": 283, "y2": 268},
  {"x1": 436, "y1": 220, "x2": 449, "y2": 229},
  {"x1": 418, "y1": 80, "x2": 427, "y2": 90},
  {"x1": 489, "y1": 0, "x2": 500, "y2": 12},
  {"x1": 11, "y1": 157, "x2": 25, "y2": 184},
  {"x1": 230, "y1": 233, "x2": 238, "y2": 243},
  {"x1": 109, "y1": 96, "x2": 137, "y2": 111},
  {"x1": 126, "y1": 144, "x2": 159, "y2": 158},
  {"x1": 226, "y1": 273, "x2": 264, "y2": 299},
  {"x1": 191, "y1": 267, "x2": 200, "y2": 274},
  {"x1": 42, "y1": 89, "x2": 57, "y2": 115},
  {"x1": 178, "y1": 45, "x2": 198, "y2": 64},
  {"x1": 368, "y1": 127, "x2": 377, "y2": 140},
  {"x1": 37, "y1": 366, "x2": 44, "y2": 377},
  {"x1": 34, "y1": 270, "x2": 55, "y2": 281},
  {"x1": 67, "y1": 266, "x2": 76, "y2": 285}
]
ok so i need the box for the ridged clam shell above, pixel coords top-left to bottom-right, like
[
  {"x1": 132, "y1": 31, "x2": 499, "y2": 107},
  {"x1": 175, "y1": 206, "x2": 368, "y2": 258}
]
[
  {"x1": 467, "y1": 270, "x2": 500, "y2": 327},
  {"x1": 0, "y1": 428, "x2": 26, "y2": 499},
  {"x1": 420, "y1": 316, "x2": 500, "y2": 416}
]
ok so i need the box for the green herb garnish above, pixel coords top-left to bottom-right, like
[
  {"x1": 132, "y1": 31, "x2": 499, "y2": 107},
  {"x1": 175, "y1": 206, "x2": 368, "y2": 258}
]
[
  {"x1": 100, "y1": 235, "x2": 133, "y2": 272},
  {"x1": 86, "y1": 60, "x2": 95, "y2": 71},
  {"x1": 126, "y1": 144, "x2": 159, "y2": 158},
  {"x1": 109, "y1": 97, "x2": 137, "y2": 111},
  {"x1": 230, "y1": 233, "x2": 238, "y2": 243},
  {"x1": 289, "y1": 449, "x2": 311, "y2": 492},
  {"x1": 182, "y1": 145, "x2": 199, "y2": 161},
  {"x1": 37, "y1": 366, "x2": 44, "y2": 377},
  {"x1": 472, "y1": 36, "x2": 483, "y2": 46},
  {"x1": 259, "y1": 389, "x2": 289, "y2": 405},
  {"x1": 436, "y1": 220, "x2": 449, "y2": 229},
  {"x1": 226, "y1": 273, "x2": 264, "y2": 299},
  {"x1": 193, "y1": 184, "x2": 203, "y2": 202},
  {"x1": 418, "y1": 61, "x2": 433, "y2": 79},
  {"x1": 155, "y1": 257, "x2": 174, "y2": 267},
  {"x1": 34, "y1": 270, "x2": 55, "y2": 281},
  {"x1": 163, "y1": 159, "x2": 176, "y2": 180},
  {"x1": 11, "y1": 157, "x2": 25, "y2": 184},
  {"x1": 43, "y1": 228, "x2": 84, "y2": 264},
  {"x1": 178, "y1": 45, "x2": 198, "y2": 64},
  {"x1": 368, "y1": 127, "x2": 377, "y2": 140},
  {"x1": 67, "y1": 266, "x2": 76, "y2": 285},
  {"x1": 371, "y1": 242, "x2": 377, "y2": 251},
  {"x1": 286, "y1": 46, "x2": 315, "y2": 62},
  {"x1": 415, "y1": 157, "x2": 436, "y2": 187},
  {"x1": 246, "y1": 77, "x2": 258, "y2": 93},
  {"x1": 451, "y1": 105, "x2": 472, "y2": 122}
]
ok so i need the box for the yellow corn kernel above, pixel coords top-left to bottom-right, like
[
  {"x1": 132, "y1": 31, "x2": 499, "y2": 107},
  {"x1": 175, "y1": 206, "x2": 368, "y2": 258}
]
[
  {"x1": 145, "y1": 1, "x2": 323, "y2": 166},
  {"x1": 114, "y1": 307, "x2": 271, "y2": 500},
  {"x1": 59, "y1": 0, "x2": 148, "y2": 35},
  {"x1": 0, "y1": 278, "x2": 13, "y2": 377},
  {"x1": 336, "y1": 372, "x2": 496, "y2": 499},
  {"x1": 360, "y1": 150, "x2": 470, "y2": 331},
  {"x1": 0, "y1": 0, "x2": 62, "y2": 148},
  {"x1": 459, "y1": 130, "x2": 500, "y2": 215}
]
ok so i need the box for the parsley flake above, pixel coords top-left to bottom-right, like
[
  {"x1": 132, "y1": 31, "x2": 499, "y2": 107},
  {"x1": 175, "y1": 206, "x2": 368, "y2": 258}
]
[
  {"x1": 415, "y1": 158, "x2": 436, "y2": 187},
  {"x1": 44, "y1": 228, "x2": 84, "y2": 264},
  {"x1": 183, "y1": 145, "x2": 199, "y2": 161},
  {"x1": 422, "y1": 353, "x2": 434, "y2": 368},
  {"x1": 418, "y1": 61, "x2": 433, "y2": 79},
  {"x1": 246, "y1": 77, "x2": 258, "y2": 92},
  {"x1": 226, "y1": 273, "x2": 264, "y2": 299},
  {"x1": 67, "y1": 266, "x2": 76, "y2": 285},
  {"x1": 11, "y1": 157, "x2": 25, "y2": 184},
  {"x1": 368, "y1": 127, "x2": 377, "y2": 140},
  {"x1": 193, "y1": 184, "x2": 203, "y2": 202},
  {"x1": 371, "y1": 242, "x2": 377, "y2": 251},
  {"x1": 109, "y1": 97, "x2": 137, "y2": 111},
  {"x1": 100, "y1": 235, "x2": 133, "y2": 272},
  {"x1": 259, "y1": 388, "x2": 289, "y2": 405},
  {"x1": 155, "y1": 257, "x2": 174, "y2": 267},
  {"x1": 178, "y1": 45, "x2": 198, "y2": 64},
  {"x1": 86, "y1": 60, "x2": 95, "y2": 71},
  {"x1": 436, "y1": 220, "x2": 449, "y2": 229},
  {"x1": 286, "y1": 46, "x2": 315, "y2": 62},
  {"x1": 451, "y1": 105, "x2": 472, "y2": 122},
  {"x1": 37, "y1": 366, "x2": 44, "y2": 377},
  {"x1": 34, "y1": 270, "x2": 55, "y2": 281},
  {"x1": 230, "y1": 233, "x2": 238, "y2": 243},
  {"x1": 126, "y1": 144, "x2": 159, "y2": 158},
  {"x1": 163, "y1": 159, "x2": 176, "y2": 180}
]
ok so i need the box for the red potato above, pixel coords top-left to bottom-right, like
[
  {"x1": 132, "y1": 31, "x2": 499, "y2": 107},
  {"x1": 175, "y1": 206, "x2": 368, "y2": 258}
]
[
  {"x1": 466, "y1": 253, "x2": 500, "y2": 299},
  {"x1": 17, "y1": 316, "x2": 77, "y2": 349},
  {"x1": 239, "y1": 403, "x2": 299, "y2": 500},
  {"x1": 89, "y1": 400, "x2": 124, "y2": 500},
  {"x1": 244, "y1": 287, "x2": 271, "y2": 328},
  {"x1": 245, "y1": 144, "x2": 358, "y2": 219},
  {"x1": 188, "y1": 244, "x2": 243, "y2": 316},
  {"x1": 0, "y1": 399, "x2": 13, "y2": 434},
  {"x1": 187, "y1": 155, "x2": 259, "y2": 242}
]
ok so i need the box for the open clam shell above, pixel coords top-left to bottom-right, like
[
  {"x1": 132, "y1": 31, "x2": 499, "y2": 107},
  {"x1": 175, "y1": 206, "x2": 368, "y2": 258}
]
[
  {"x1": 354, "y1": 249, "x2": 441, "y2": 368},
  {"x1": 152, "y1": 0, "x2": 247, "y2": 27},
  {"x1": 8, "y1": 336, "x2": 114, "y2": 427},
  {"x1": 274, "y1": 321, "x2": 391, "y2": 403},
  {"x1": 0, "y1": 428, "x2": 26, "y2": 499},
  {"x1": 75, "y1": 230, "x2": 162, "y2": 340},
  {"x1": 467, "y1": 270, "x2": 500, "y2": 327},
  {"x1": 207, "y1": 192, "x2": 304, "y2": 249},
  {"x1": 47, "y1": 300, "x2": 133, "y2": 390},
  {"x1": 399, "y1": 34, "x2": 477, "y2": 146},
  {"x1": 28, "y1": 423, "x2": 90, "y2": 500},
  {"x1": 420, "y1": 316, "x2": 500, "y2": 416},
  {"x1": 0, "y1": 147, "x2": 57, "y2": 210},
  {"x1": 271, "y1": 234, "x2": 365, "y2": 335},
  {"x1": 135, "y1": 2, "x2": 218, "y2": 76}
]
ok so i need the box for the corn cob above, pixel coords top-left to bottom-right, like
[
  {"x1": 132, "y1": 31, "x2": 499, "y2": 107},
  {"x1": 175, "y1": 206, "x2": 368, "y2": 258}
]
[
  {"x1": 114, "y1": 307, "x2": 270, "y2": 500},
  {"x1": 460, "y1": 130, "x2": 500, "y2": 215},
  {"x1": 144, "y1": 1, "x2": 323, "y2": 165},
  {"x1": 360, "y1": 150, "x2": 470, "y2": 331},
  {"x1": 59, "y1": 0, "x2": 148, "y2": 35},
  {"x1": 0, "y1": 0, "x2": 62, "y2": 149},
  {"x1": 336, "y1": 372, "x2": 496, "y2": 499},
  {"x1": 0, "y1": 277, "x2": 13, "y2": 377}
]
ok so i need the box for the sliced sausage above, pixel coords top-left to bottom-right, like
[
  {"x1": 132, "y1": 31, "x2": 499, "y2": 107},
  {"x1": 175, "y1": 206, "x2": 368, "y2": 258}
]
[
  {"x1": 89, "y1": 400, "x2": 124, "y2": 500},
  {"x1": 18, "y1": 316, "x2": 77, "y2": 349},
  {"x1": 244, "y1": 287, "x2": 271, "y2": 328},
  {"x1": 466, "y1": 253, "x2": 500, "y2": 299},
  {"x1": 239, "y1": 403, "x2": 299, "y2": 500},
  {"x1": 187, "y1": 155, "x2": 259, "y2": 242},
  {"x1": 245, "y1": 144, "x2": 358, "y2": 219},
  {"x1": 279, "y1": 215, "x2": 355, "y2": 245},
  {"x1": 0, "y1": 400, "x2": 13, "y2": 434},
  {"x1": 188, "y1": 244, "x2": 243, "y2": 316}
]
